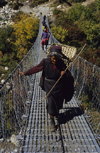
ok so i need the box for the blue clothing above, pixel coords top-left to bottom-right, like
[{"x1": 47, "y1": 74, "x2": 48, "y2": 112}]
[{"x1": 41, "y1": 31, "x2": 49, "y2": 39}]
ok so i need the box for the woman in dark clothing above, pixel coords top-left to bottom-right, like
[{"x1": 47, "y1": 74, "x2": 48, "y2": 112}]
[
  {"x1": 42, "y1": 15, "x2": 46, "y2": 25},
  {"x1": 20, "y1": 45, "x2": 74, "y2": 132}
]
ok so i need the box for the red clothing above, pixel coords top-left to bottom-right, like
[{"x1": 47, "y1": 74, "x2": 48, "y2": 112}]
[
  {"x1": 41, "y1": 38, "x2": 48, "y2": 46},
  {"x1": 24, "y1": 60, "x2": 44, "y2": 75},
  {"x1": 24, "y1": 58, "x2": 74, "y2": 116},
  {"x1": 24, "y1": 59, "x2": 56, "y2": 75},
  {"x1": 52, "y1": 65, "x2": 56, "y2": 71}
]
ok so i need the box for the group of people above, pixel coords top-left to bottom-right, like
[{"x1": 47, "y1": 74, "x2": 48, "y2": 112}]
[
  {"x1": 41, "y1": 15, "x2": 51, "y2": 53},
  {"x1": 20, "y1": 15, "x2": 74, "y2": 132},
  {"x1": 20, "y1": 44, "x2": 74, "y2": 132}
]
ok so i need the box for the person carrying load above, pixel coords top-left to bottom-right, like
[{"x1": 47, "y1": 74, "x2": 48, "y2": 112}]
[{"x1": 20, "y1": 44, "x2": 76, "y2": 132}]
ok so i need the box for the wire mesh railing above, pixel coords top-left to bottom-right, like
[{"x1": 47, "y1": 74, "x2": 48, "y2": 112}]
[
  {"x1": 71, "y1": 57, "x2": 100, "y2": 145},
  {"x1": 46, "y1": 16, "x2": 100, "y2": 146},
  {"x1": 0, "y1": 14, "x2": 41, "y2": 152},
  {"x1": 0, "y1": 13, "x2": 100, "y2": 153}
]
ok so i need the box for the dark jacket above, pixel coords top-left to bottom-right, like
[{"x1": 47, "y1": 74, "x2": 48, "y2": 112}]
[{"x1": 24, "y1": 58, "x2": 74, "y2": 115}]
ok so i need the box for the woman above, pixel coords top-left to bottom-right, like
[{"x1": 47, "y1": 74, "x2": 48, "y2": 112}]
[
  {"x1": 41, "y1": 28, "x2": 49, "y2": 49},
  {"x1": 20, "y1": 45, "x2": 73, "y2": 132}
]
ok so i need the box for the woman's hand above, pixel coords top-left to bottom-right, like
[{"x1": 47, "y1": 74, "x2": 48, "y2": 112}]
[
  {"x1": 19, "y1": 72, "x2": 24, "y2": 76},
  {"x1": 60, "y1": 71, "x2": 65, "y2": 76}
]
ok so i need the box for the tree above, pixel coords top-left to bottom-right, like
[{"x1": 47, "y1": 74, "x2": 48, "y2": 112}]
[
  {"x1": 0, "y1": 27, "x2": 13, "y2": 54},
  {"x1": 11, "y1": 14, "x2": 39, "y2": 60},
  {"x1": 51, "y1": 25, "x2": 68, "y2": 43},
  {"x1": 95, "y1": 0, "x2": 100, "y2": 10},
  {"x1": 67, "y1": 3, "x2": 85, "y2": 22}
]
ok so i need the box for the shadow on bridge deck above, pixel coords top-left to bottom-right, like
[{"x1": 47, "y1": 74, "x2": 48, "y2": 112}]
[
  {"x1": 22, "y1": 42, "x2": 99, "y2": 152},
  {"x1": 1, "y1": 13, "x2": 99, "y2": 153},
  {"x1": 21, "y1": 14, "x2": 100, "y2": 153}
]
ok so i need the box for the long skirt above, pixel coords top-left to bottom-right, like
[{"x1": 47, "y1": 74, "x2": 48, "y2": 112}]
[{"x1": 44, "y1": 78, "x2": 64, "y2": 116}]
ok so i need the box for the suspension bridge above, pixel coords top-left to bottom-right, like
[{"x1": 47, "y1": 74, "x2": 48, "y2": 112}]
[{"x1": 0, "y1": 14, "x2": 100, "y2": 153}]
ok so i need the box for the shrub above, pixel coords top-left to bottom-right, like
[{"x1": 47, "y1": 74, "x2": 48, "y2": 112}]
[
  {"x1": 81, "y1": 92, "x2": 93, "y2": 110},
  {"x1": 52, "y1": 9, "x2": 86, "y2": 47},
  {"x1": 12, "y1": 14, "x2": 39, "y2": 60},
  {"x1": 0, "y1": 27, "x2": 13, "y2": 54},
  {"x1": 0, "y1": 17, "x2": 2, "y2": 21},
  {"x1": 72, "y1": 0, "x2": 85, "y2": 2},
  {"x1": 67, "y1": 3, "x2": 85, "y2": 22},
  {"x1": 51, "y1": 25, "x2": 68, "y2": 43},
  {"x1": 95, "y1": 0, "x2": 100, "y2": 10},
  {"x1": 30, "y1": 0, "x2": 48, "y2": 7},
  {"x1": 53, "y1": 8, "x2": 63, "y2": 15}
]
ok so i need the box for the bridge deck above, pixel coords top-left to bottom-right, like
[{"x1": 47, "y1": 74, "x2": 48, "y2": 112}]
[{"x1": 22, "y1": 44, "x2": 99, "y2": 153}]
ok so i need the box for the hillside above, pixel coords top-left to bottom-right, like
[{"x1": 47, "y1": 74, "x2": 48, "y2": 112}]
[{"x1": 0, "y1": 0, "x2": 100, "y2": 85}]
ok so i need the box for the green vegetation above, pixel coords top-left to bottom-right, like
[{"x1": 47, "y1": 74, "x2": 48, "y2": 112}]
[
  {"x1": 51, "y1": 7, "x2": 86, "y2": 46},
  {"x1": 0, "y1": 0, "x2": 100, "y2": 141},
  {"x1": 0, "y1": 17, "x2": 2, "y2": 21},
  {"x1": 71, "y1": 0, "x2": 85, "y2": 2},
  {"x1": 29, "y1": 0, "x2": 49, "y2": 7},
  {"x1": 80, "y1": 92, "x2": 100, "y2": 134},
  {"x1": 11, "y1": 13, "x2": 39, "y2": 60},
  {"x1": 50, "y1": 1, "x2": 100, "y2": 136},
  {"x1": 51, "y1": 25, "x2": 68, "y2": 43},
  {"x1": 50, "y1": 1, "x2": 100, "y2": 67},
  {"x1": 95, "y1": 0, "x2": 100, "y2": 10},
  {"x1": 81, "y1": 92, "x2": 93, "y2": 110},
  {"x1": 0, "y1": 12, "x2": 39, "y2": 80}
]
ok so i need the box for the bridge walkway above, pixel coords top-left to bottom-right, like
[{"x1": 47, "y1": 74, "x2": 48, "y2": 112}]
[{"x1": 22, "y1": 16, "x2": 100, "y2": 153}]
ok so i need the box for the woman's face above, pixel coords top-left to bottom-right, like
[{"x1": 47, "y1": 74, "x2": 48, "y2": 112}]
[{"x1": 51, "y1": 56, "x2": 56, "y2": 65}]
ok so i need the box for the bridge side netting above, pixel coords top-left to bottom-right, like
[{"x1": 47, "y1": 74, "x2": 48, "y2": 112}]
[
  {"x1": 47, "y1": 16, "x2": 100, "y2": 145},
  {"x1": 0, "y1": 14, "x2": 42, "y2": 152},
  {"x1": 0, "y1": 14, "x2": 100, "y2": 152}
]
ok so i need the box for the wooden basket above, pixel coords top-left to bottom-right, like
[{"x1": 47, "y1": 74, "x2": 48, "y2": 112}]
[{"x1": 47, "y1": 43, "x2": 77, "y2": 60}]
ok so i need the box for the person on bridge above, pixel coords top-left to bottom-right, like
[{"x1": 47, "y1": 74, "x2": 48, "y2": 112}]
[
  {"x1": 42, "y1": 15, "x2": 46, "y2": 26},
  {"x1": 20, "y1": 45, "x2": 74, "y2": 132},
  {"x1": 41, "y1": 28, "x2": 49, "y2": 50},
  {"x1": 42, "y1": 22, "x2": 48, "y2": 31}
]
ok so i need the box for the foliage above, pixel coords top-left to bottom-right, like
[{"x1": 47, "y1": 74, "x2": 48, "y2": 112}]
[
  {"x1": 95, "y1": 0, "x2": 100, "y2": 10},
  {"x1": 67, "y1": 3, "x2": 85, "y2": 22},
  {"x1": 71, "y1": 0, "x2": 85, "y2": 2},
  {"x1": 93, "y1": 10, "x2": 100, "y2": 23},
  {"x1": 1, "y1": 54, "x2": 9, "y2": 64},
  {"x1": 76, "y1": 20, "x2": 99, "y2": 42},
  {"x1": 1, "y1": 94, "x2": 17, "y2": 133},
  {"x1": 8, "y1": 0, "x2": 23, "y2": 10},
  {"x1": 0, "y1": 26, "x2": 18, "y2": 79},
  {"x1": 0, "y1": 13, "x2": 39, "y2": 81},
  {"x1": 0, "y1": 17, "x2": 2, "y2": 21},
  {"x1": 81, "y1": 92, "x2": 93, "y2": 110},
  {"x1": 29, "y1": 0, "x2": 48, "y2": 7},
  {"x1": 81, "y1": 48, "x2": 100, "y2": 67},
  {"x1": 0, "y1": 27, "x2": 13, "y2": 54},
  {"x1": 84, "y1": 6, "x2": 94, "y2": 20},
  {"x1": 51, "y1": 25, "x2": 68, "y2": 43},
  {"x1": 12, "y1": 11, "x2": 25, "y2": 23},
  {"x1": 11, "y1": 14, "x2": 39, "y2": 60},
  {"x1": 53, "y1": 8, "x2": 63, "y2": 15},
  {"x1": 51, "y1": 2, "x2": 100, "y2": 67},
  {"x1": 67, "y1": 3, "x2": 100, "y2": 47},
  {"x1": 52, "y1": 8, "x2": 86, "y2": 47}
]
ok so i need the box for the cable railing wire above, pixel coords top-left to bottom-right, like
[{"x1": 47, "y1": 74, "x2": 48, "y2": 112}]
[
  {"x1": 0, "y1": 13, "x2": 100, "y2": 152},
  {"x1": 46, "y1": 15, "x2": 100, "y2": 145}
]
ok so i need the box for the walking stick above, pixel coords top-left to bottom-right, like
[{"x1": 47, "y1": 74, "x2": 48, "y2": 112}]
[{"x1": 39, "y1": 43, "x2": 87, "y2": 105}]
